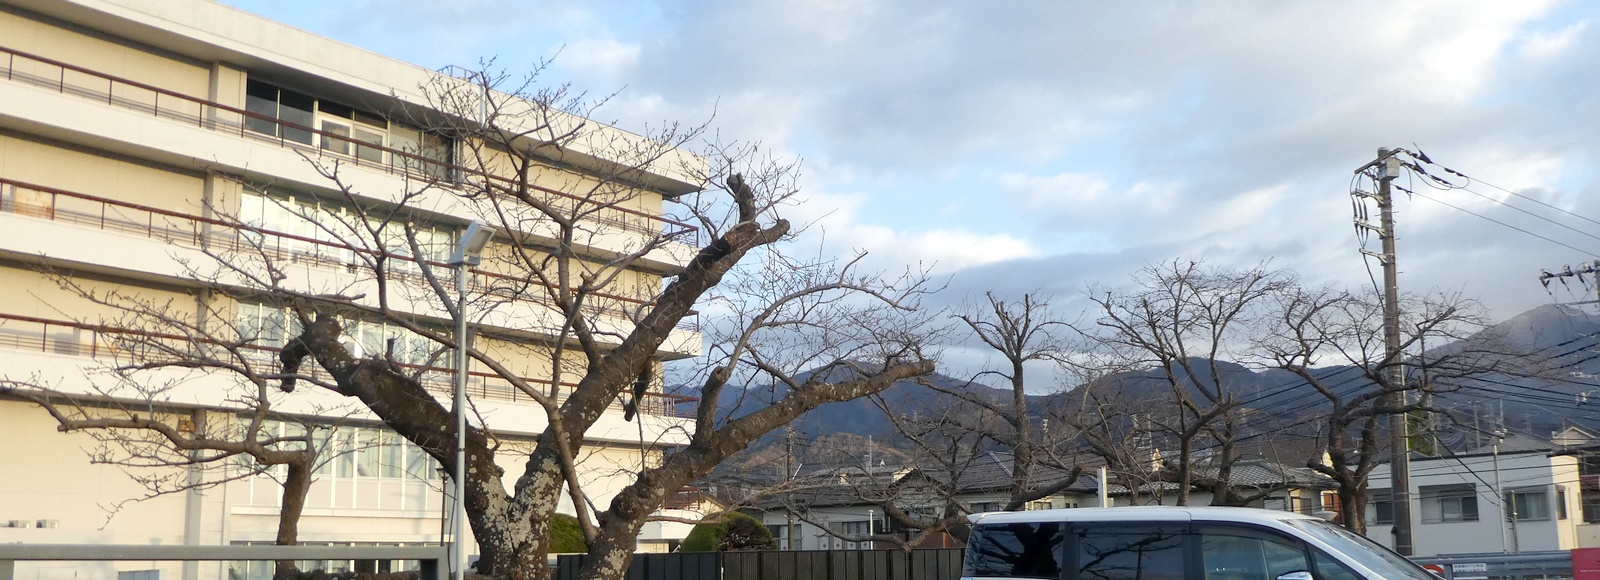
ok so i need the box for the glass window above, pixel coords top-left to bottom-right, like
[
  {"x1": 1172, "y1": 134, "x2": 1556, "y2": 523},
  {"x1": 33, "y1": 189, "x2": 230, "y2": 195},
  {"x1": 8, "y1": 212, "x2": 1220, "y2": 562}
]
[
  {"x1": 1368, "y1": 488, "x2": 1393, "y2": 525},
  {"x1": 1507, "y1": 487, "x2": 1550, "y2": 522},
  {"x1": 278, "y1": 89, "x2": 314, "y2": 145},
  {"x1": 404, "y1": 440, "x2": 434, "y2": 481},
  {"x1": 321, "y1": 120, "x2": 352, "y2": 155},
  {"x1": 1559, "y1": 485, "x2": 1569, "y2": 520},
  {"x1": 357, "y1": 429, "x2": 381, "y2": 477},
  {"x1": 1283, "y1": 518, "x2": 1435, "y2": 580},
  {"x1": 244, "y1": 80, "x2": 280, "y2": 137},
  {"x1": 1078, "y1": 526, "x2": 1185, "y2": 580},
  {"x1": 1311, "y1": 549, "x2": 1363, "y2": 580},
  {"x1": 336, "y1": 429, "x2": 355, "y2": 478},
  {"x1": 963, "y1": 522, "x2": 1063, "y2": 579},
  {"x1": 1198, "y1": 529, "x2": 1308, "y2": 580},
  {"x1": 1420, "y1": 484, "x2": 1478, "y2": 523},
  {"x1": 311, "y1": 427, "x2": 332, "y2": 476}
]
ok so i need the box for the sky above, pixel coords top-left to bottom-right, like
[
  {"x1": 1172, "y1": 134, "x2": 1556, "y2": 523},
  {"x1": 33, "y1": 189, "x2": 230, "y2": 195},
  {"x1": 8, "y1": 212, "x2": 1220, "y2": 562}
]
[{"x1": 219, "y1": 0, "x2": 1600, "y2": 379}]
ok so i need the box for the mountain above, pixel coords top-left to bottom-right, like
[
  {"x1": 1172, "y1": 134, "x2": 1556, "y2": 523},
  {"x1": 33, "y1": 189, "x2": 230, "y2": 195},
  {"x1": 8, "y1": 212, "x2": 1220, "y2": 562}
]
[{"x1": 680, "y1": 303, "x2": 1600, "y2": 451}]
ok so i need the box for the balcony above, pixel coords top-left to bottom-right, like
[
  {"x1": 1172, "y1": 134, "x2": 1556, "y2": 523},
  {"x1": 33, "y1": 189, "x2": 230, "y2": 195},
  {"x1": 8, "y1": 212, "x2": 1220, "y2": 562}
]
[
  {"x1": 0, "y1": 312, "x2": 698, "y2": 419},
  {"x1": 0, "y1": 45, "x2": 700, "y2": 249},
  {"x1": 0, "y1": 175, "x2": 698, "y2": 335}
]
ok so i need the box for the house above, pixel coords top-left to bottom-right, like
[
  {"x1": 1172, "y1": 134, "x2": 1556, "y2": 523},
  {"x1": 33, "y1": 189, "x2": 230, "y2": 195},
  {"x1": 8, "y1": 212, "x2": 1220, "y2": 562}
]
[
  {"x1": 743, "y1": 451, "x2": 1330, "y2": 550},
  {"x1": 0, "y1": 1, "x2": 701, "y2": 579},
  {"x1": 1117, "y1": 457, "x2": 1337, "y2": 513},
  {"x1": 1366, "y1": 435, "x2": 1583, "y2": 556}
]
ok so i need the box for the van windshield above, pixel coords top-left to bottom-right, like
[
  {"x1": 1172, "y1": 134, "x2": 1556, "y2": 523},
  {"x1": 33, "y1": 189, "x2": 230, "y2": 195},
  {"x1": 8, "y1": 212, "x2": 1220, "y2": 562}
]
[{"x1": 1282, "y1": 518, "x2": 1434, "y2": 580}]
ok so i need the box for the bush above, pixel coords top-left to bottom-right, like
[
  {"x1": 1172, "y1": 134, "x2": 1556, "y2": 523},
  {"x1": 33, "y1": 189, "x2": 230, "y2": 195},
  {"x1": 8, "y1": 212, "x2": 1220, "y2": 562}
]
[
  {"x1": 680, "y1": 512, "x2": 775, "y2": 552},
  {"x1": 549, "y1": 513, "x2": 587, "y2": 553}
]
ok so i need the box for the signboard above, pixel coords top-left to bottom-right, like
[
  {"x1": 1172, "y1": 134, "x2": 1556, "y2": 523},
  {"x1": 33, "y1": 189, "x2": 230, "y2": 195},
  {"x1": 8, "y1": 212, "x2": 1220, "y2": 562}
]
[
  {"x1": 1573, "y1": 546, "x2": 1600, "y2": 580},
  {"x1": 1451, "y1": 563, "x2": 1487, "y2": 573}
]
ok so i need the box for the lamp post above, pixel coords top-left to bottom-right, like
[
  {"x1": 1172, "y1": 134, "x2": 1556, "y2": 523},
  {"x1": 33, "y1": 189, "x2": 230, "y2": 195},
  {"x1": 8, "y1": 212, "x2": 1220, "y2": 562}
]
[{"x1": 447, "y1": 220, "x2": 495, "y2": 580}]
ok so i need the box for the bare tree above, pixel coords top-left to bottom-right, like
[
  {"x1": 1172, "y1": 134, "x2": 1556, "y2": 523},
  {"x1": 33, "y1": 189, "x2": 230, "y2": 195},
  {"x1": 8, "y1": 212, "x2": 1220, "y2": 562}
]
[
  {"x1": 1258, "y1": 285, "x2": 1523, "y2": 532},
  {"x1": 825, "y1": 292, "x2": 1086, "y2": 547},
  {"x1": 1085, "y1": 260, "x2": 1294, "y2": 506},
  {"x1": 18, "y1": 62, "x2": 937, "y2": 580},
  {"x1": 0, "y1": 288, "x2": 353, "y2": 579}
]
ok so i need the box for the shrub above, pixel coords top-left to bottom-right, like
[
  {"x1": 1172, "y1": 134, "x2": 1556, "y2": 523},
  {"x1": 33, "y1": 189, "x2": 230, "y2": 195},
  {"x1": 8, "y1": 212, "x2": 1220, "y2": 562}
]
[
  {"x1": 680, "y1": 512, "x2": 775, "y2": 552},
  {"x1": 549, "y1": 513, "x2": 587, "y2": 553}
]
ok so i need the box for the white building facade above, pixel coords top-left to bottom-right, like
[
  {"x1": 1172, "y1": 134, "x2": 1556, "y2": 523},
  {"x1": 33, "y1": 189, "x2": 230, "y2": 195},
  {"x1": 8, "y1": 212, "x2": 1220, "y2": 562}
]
[
  {"x1": 1367, "y1": 451, "x2": 1582, "y2": 556},
  {"x1": 0, "y1": 1, "x2": 702, "y2": 579}
]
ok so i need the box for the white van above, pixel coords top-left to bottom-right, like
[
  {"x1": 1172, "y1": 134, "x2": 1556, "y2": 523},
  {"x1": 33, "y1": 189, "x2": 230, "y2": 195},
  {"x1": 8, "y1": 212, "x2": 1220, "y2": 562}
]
[{"x1": 961, "y1": 506, "x2": 1436, "y2": 580}]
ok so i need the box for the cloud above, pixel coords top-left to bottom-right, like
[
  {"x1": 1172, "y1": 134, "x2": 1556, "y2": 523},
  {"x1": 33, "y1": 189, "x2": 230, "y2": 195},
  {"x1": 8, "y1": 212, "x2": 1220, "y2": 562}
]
[{"x1": 223, "y1": 0, "x2": 1600, "y2": 324}]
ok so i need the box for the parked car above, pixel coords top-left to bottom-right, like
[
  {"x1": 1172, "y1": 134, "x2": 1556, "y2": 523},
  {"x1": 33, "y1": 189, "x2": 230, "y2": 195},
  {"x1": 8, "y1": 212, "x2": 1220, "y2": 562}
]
[{"x1": 962, "y1": 506, "x2": 1435, "y2": 580}]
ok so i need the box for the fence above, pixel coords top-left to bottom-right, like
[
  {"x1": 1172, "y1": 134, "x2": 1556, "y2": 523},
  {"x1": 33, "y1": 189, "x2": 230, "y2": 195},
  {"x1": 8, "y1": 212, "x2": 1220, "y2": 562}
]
[
  {"x1": 0, "y1": 544, "x2": 447, "y2": 580},
  {"x1": 554, "y1": 549, "x2": 964, "y2": 580}
]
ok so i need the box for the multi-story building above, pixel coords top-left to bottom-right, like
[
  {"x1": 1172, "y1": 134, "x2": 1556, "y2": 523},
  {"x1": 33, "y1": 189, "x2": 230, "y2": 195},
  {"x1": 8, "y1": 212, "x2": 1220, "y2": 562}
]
[
  {"x1": 0, "y1": 1, "x2": 702, "y2": 579},
  {"x1": 1367, "y1": 439, "x2": 1583, "y2": 556}
]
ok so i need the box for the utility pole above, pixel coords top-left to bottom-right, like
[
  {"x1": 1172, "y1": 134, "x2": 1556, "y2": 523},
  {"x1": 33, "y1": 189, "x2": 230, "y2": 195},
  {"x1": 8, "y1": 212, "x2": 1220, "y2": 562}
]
[
  {"x1": 1355, "y1": 148, "x2": 1413, "y2": 555},
  {"x1": 1379, "y1": 148, "x2": 1414, "y2": 556},
  {"x1": 786, "y1": 426, "x2": 797, "y2": 550}
]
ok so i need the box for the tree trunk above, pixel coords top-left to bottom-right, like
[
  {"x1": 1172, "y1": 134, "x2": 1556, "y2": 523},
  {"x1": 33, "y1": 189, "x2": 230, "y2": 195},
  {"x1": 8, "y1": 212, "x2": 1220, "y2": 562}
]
[
  {"x1": 1341, "y1": 485, "x2": 1368, "y2": 534},
  {"x1": 273, "y1": 461, "x2": 313, "y2": 580}
]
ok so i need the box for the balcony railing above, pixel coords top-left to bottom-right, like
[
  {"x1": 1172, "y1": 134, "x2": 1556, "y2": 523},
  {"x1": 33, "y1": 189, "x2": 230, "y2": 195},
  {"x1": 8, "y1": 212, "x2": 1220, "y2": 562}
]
[
  {"x1": 0, "y1": 176, "x2": 698, "y2": 332},
  {"x1": 0, "y1": 312, "x2": 698, "y2": 419},
  {"x1": 0, "y1": 45, "x2": 700, "y2": 245}
]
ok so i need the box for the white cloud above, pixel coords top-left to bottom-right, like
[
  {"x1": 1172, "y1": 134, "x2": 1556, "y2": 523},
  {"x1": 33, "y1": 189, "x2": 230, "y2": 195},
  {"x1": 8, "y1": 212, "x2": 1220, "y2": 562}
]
[{"x1": 560, "y1": 38, "x2": 641, "y2": 79}]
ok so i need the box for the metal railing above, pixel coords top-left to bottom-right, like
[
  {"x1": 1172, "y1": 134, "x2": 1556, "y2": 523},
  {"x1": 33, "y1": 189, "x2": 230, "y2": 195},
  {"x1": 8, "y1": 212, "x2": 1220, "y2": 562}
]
[
  {"x1": 0, "y1": 544, "x2": 446, "y2": 580},
  {"x1": 1411, "y1": 550, "x2": 1574, "y2": 580},
  {"x1": 0, "y1": 45, "x2": 699, "y2": 245},
  {"x1": 0, "y1": 312, "x2": 698, "y2": 418},
  {"x1": 0, "y1": 176, "x2": 698, "y2": 332}
]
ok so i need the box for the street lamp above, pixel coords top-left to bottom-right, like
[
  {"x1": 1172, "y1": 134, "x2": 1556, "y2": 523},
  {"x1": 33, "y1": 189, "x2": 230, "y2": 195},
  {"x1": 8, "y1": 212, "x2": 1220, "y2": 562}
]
[{"x1": 448, "y1": 220, "x2": 494, "y2": 580}]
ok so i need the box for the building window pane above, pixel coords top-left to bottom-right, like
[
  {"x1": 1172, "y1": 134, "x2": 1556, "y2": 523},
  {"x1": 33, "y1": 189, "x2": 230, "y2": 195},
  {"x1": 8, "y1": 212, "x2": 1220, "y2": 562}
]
[
  {"x1": 358, "y1": 429, "x2": 381, "y2": 477},
  {"x1": 278, "y1": 89, "x2": 315, "y2": 145},
  {"x1": 1421, "y1": 484, "x2": 1478, "y2": 524},
  {"x1": 1558, "y1": 485, "x2": 1569, "y2": 520},
  {"x1": 1369, "y1": 489, "x2": 1394, "y2": 525},
  {"x1": 1508, "y1": 488, "x2": 1550, "y2": 522},
  {"x1": 321, "y1": 121, "x2": 351, "y2": 154}
]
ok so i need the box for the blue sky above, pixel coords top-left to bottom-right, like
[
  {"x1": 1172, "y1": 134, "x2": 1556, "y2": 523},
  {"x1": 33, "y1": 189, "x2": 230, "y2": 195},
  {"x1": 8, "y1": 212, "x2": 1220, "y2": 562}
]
[{"x1": 221, "y1": 0, "x2": 1600, "y2": 368}]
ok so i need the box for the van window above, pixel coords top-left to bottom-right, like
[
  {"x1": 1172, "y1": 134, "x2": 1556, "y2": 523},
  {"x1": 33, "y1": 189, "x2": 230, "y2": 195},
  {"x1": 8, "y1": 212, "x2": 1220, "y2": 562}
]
[
  {"x1": 964, "y1": 522, "x2": 1064, "y2": 579},
  {"x1": 1077, "y1": 526, "x2": 1185, "y2": 580},
  {"x1": 1197, "y1": 528, "x2": 1308, "y2": 580}
]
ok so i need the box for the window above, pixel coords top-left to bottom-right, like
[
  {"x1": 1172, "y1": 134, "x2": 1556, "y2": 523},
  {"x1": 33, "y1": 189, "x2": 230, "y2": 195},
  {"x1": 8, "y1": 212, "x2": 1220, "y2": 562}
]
[
  {"x1": 963, "y1": 522, "x2": 1063, "y2": 579},
  {"x1": 246, "y1": 79, "x2": 451, "y2": 175},
  {"x1": 1585, "y1": 494, "x2": 1600, "y2": 523},
  {"x1": 969, "y1": 501, "x2": 1002, "y2": 513},
  {"x1": 1028, "y1": 500, "x2": 1052, "y2": 511},
  {"x1": 1197, "y1": 528, "x2": 1308, "y2": 580},
  {"x1": 240, "y1": 188, "x2": 457, "y2": 270},
  {"x1": 1368, "y1": 488, "x2": 1394, "y2": 525},
  {"x1": 245, "y1": 80, "x2": 315, "y2": 145},
  {"x1": 1077, "y1": 526, "x2": 1185, "y2": 580},
  {"x1": 1507, "y1": 487, "x2": 1551, "y2": 522},
  {"x1": 1558, "y1": 485, "x2": 1569, "y2": 520},
  {"x1": 1420, "y1": 484, "x2": 1478, "y2": 523},
  {"x1": 1310, "y1": 549, "x2": 1363, "y2": 580}
]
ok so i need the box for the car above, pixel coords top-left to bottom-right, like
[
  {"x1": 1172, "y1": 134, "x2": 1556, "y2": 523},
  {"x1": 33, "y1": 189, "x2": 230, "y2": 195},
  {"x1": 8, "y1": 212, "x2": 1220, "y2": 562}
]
[{"x1": 961, "y1": 506, "x2": 1436, "y2": 580}]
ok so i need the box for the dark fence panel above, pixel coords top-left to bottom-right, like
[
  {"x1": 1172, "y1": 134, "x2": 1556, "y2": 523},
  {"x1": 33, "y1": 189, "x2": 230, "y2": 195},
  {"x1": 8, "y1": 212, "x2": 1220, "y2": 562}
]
[{"x1": 556, "y1": 549, "x2": 961, "y2": 580}]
